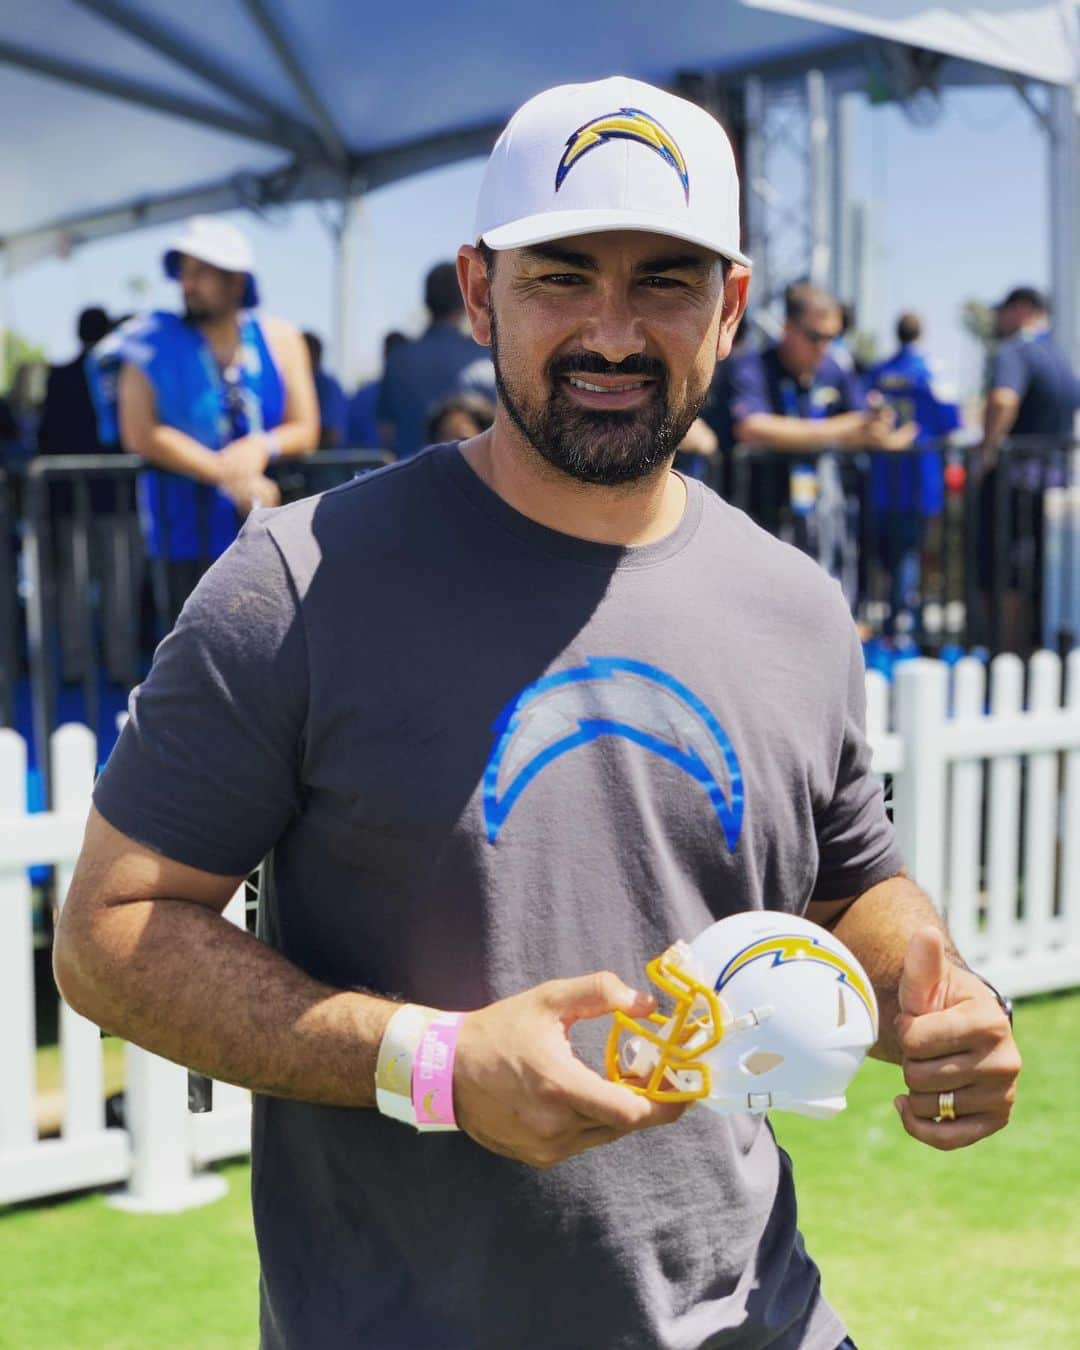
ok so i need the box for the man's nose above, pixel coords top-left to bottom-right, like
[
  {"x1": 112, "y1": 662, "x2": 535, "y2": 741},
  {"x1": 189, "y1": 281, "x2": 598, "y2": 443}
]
[{"x1": 577, "y1": 288, "x2": 647, "y2": 366}]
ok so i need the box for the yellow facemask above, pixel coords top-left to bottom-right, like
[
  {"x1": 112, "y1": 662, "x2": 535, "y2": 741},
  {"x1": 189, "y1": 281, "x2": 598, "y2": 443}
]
[{"x1": 605, "y1": 944, "x2": 726, "y2": 1102}]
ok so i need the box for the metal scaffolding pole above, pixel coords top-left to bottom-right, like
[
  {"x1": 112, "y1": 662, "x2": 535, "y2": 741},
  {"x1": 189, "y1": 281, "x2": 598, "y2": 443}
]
[
  {"x1": 743, "y1": 75, "x2": 771, "y2": 309},
  {"x1": 828, "y1": 80, "x2": 857, "y2": 303},
  {"x1": 807, "y1": 69, "x2": 830, "y2": 288},
  {"x1": 740, "y1": 67, "x2": 845, "y2": 321}
]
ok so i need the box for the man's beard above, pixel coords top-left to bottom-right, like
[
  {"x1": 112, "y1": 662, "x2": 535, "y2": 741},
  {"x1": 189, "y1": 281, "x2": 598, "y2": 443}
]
[
  {"x1": 183, "y1": 300, "x2": 230, "y2": 325},
  {"x1": 489, "y1": 308, "x2": 707, "y2": 486}
]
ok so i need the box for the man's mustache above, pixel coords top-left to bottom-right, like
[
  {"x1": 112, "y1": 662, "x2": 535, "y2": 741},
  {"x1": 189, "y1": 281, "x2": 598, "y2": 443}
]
[{"x1": 547, "y1": 352, "x2": 667, "y2": 382}]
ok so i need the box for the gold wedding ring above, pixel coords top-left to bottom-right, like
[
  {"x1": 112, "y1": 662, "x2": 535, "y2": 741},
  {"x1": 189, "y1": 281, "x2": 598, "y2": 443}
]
[{"x1": 937, "y1": 1090, "x2": 956, "y2": 1122}]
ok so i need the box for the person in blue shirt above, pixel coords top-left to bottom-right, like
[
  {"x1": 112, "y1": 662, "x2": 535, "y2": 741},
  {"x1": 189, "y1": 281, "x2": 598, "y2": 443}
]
[
  {"x1": 302, "y1": 332, "x2": 349, "y2": 449},
  {"x1": 727, "y1": 282, "x2": 914, "y2": 603},
  {"x1": 105, "y1": 217, "x2": 319, "y2": 628},
  {"x1": 377, "y1": 263, "x2": 495, "y2": 458},
  {"x1": 977, "y1": 285, "x2": 1080, "y2": 650},
  {"x1": 867, "y1": 312, "x2": 962, "y2": 629},
  {"x1": 347, "y1": 331, "x2": 406, "y2": 449}
]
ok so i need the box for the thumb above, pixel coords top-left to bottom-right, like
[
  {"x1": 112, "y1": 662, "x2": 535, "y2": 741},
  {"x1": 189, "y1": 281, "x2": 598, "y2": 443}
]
[
  {"x1": 542, "y1": 971, "x2": 656, "y2": 1027},
  {"x1": 898, "y1": 926, "x2": 949, "y2": 1017}
]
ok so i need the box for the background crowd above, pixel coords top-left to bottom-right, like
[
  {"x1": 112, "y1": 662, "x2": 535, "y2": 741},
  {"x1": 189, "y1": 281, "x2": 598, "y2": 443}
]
[{"x1": 0, "y1": 215, "x2": 1077, "y2": 748}]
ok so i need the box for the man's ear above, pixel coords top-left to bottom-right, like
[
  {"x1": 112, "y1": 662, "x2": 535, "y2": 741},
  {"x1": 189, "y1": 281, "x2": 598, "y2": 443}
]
[
  {"x1": 457, "y1": 245, "x2": 492, "y2": 348},
  {"x1": 716, "y1": 265, "x2": 751, "y2": 361}
]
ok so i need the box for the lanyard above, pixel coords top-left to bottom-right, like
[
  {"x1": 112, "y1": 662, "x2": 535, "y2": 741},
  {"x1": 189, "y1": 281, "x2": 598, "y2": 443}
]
[{"x1": 779, "y1": 376, "x2": 826, "y2": 421}]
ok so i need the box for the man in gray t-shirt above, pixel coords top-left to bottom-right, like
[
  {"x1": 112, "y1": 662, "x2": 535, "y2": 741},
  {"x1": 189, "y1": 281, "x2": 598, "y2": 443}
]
[{"x1": 56, "y1": 78, "x2": 1019, "y2": 1350}]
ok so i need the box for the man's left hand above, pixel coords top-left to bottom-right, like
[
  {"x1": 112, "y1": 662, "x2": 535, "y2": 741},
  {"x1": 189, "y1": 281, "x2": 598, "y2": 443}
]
[{"x1": 894, "y1": 927, "x2": 1020, "y2": 1150}]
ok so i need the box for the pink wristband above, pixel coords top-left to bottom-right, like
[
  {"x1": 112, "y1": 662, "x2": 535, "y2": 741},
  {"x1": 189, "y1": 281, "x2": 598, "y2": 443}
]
[{"x1": 412, "y1": 1011, "x2": 463, "y2": 1130}]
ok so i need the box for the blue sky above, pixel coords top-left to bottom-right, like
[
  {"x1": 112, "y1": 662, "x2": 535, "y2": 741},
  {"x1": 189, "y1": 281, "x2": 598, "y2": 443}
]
[{"x1": 2, "y1": 83, "x2": 1047, "y2": 399}]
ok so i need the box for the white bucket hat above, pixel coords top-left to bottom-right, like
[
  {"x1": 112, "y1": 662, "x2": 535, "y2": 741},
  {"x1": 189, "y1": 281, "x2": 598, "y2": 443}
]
[
  {"x1": 475, "y1": 76, "x2": 750, "y2": 267},
  {"x1": 163, "y1": 216, "x2": 259, "y2": 308}
]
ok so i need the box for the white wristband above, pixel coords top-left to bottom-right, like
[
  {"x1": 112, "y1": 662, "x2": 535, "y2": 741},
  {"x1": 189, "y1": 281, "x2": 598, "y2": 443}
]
[{"x1": 375, "y1": 1004, "x2": 431, "y2": 1126}]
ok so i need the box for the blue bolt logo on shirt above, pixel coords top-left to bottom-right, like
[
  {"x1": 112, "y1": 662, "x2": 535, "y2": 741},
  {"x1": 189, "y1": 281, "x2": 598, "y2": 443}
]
[{"x1": 483, "y1": 657, "x2": 743, "y2": 846}]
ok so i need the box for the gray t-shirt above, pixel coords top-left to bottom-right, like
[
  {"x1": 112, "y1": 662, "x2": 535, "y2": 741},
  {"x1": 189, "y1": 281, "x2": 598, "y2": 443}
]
[{"x1": 94, "y1": 445, "x2": 902, "y2": 1350}]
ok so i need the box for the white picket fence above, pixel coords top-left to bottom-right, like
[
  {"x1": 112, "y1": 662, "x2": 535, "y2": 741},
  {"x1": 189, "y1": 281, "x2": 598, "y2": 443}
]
[
  {"x1": 2, "y1": 651, "x2": 1078, "y2": 1213},
  {"x1": 0, "y1": 725, "x2": 250, "y2": 1213},
  {"x1": 867, "y1": 651, "x2": 1080, "y2": 997}
]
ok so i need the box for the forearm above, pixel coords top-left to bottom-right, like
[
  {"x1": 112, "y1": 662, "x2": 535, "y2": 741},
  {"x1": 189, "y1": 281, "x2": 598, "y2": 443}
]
[
  {"x1": 136, "y1": 424, "x2": 224, "y2": 485},
  {"x1": 55, "y1": 897, "x2": 399, "y2": 1106},
  {"x1": 736, "y1": 412, "x2": 860, "y2": 453},
  {"x1": 978, "y1": 389, "x2": 1020, "y2": 459},
  {"x1": 269, "y1": 421, "x2": 317, "y2": 458},
  {"x1": 828, "y1": 874, "x2": 962, "y2": 1063}
]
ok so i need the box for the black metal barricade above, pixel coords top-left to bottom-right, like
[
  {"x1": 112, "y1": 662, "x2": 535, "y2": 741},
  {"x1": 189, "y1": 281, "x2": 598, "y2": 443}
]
[
  {"x1": 727, "y1": 437, "x2": 1079, "y2": 658},
  {"x1": 22, "y1": 449, "x2": 389, "y2": 801}
]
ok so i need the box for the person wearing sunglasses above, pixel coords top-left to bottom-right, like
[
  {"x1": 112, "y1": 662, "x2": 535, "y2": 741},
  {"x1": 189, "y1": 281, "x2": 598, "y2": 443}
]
[{"x1": 727, "y1": 282, "x2": 916, "y2": 601}]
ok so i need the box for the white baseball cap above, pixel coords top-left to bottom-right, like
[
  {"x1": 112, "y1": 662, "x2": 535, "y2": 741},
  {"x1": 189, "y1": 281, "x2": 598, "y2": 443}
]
[
  {"x1": 475, "y1": 76, "x2": 750, "y2": 268},
  {"x1": 164, "y1": 216, "x2": 259, "y2": 308}
]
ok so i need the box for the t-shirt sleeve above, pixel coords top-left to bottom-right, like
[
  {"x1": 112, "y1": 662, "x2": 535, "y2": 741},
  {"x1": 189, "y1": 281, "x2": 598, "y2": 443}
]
[
  {"x1": 812, "y1": 625, "x2": 904, "y2": 901},
  {"x1": 93, "y1": 513, "x2": 308, "y2": 876},
  {"x1": 728, "y1": 354, "x2": 771, "y2": 425},
  {"x1": 988, "y1": 341, "x2": 1030, "y2": 398}
]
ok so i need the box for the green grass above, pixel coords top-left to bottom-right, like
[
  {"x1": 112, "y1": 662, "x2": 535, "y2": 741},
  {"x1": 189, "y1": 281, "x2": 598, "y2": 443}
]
[
  {"x1": 775, "y1": 988, "x2": 1080, "y2": 1347},
  {"x1": 0, "y1": 1163, "x2": 258, "y2": 1349},
  {"x1": 3, "y1": 991, "x2": 1077, "y2": 1349}
]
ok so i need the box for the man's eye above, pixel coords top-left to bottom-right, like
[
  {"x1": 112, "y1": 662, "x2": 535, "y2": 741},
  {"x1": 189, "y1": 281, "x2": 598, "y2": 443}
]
[
  {"x1": 642, "y1": 276, "x2": 683, "y2": 289},
  {"x1": 542, "y1": 273, "x2": 586, "y2": 285}
]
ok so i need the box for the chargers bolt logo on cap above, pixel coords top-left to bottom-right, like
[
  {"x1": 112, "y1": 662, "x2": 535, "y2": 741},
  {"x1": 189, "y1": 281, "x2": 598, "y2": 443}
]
[{"x1": 555, "y1": 107, "x2": 690, "y2": 203}]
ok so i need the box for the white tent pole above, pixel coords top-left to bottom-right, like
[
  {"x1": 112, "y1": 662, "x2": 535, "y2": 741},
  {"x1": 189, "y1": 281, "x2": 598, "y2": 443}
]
[
  {"x1": 331, "y1": 196, "x2": 363, "y2": 387},
  {"x1": 1048, "y1": 81, "x2": 1079, "y2": 365}
]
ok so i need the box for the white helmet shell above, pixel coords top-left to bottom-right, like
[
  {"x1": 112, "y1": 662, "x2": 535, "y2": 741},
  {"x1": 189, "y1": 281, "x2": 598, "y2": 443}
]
[{"x1": 688, "y1": 911, "x2": 878, "y2": 1119}]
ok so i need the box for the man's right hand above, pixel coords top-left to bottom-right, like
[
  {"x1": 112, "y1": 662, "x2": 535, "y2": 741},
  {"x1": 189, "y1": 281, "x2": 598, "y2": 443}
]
[
  {"x1": 452, "y1": 973, "x2": 687, "y2": 1167},
  {"x1": 863, "y1": 418, "x2": 919, "y2": 452}
]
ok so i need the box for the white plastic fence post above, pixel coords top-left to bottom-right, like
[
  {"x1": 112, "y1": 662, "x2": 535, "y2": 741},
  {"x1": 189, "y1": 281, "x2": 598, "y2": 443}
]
[
  {"x1": 1064, "y1": 649, "x2": 1080, "y2": 953},
  {"x1": 205, "y1": 884, "x2": 252, "y2": 1121},
  {"x1": 864, "y1": 669, "x2": 889, "y2": 745},
  {"x1": 0, "y1": 730, "x2": 35, "y2": 1150},
  {"x1": 893, "y1": 660, "x2": 949, "y2": 911},
  {"x1": 1043, "y1": 488, "x2": 1065, "y2": 650},
  {"x1": 52, "y1": 725, "x2": 106, "y2": 1140},
  {"x1": 947, "y1": 658, "x2": 987, "y2": 964},
  {"x1": 986, "y1": 654, "x2": 1024, "y2": 963},
  {"x1": 111, "y1": 875, "x2": 235, "y2": 1213},
  {"x1": 1023, "y1": 651, "x2": 1062, "y2": 956},
  {"x1": 110, "y1": 1043, "x2": 226, "y2": 1213}
]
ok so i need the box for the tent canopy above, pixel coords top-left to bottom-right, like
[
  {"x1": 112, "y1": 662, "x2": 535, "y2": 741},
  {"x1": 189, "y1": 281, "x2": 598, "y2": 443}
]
[{"x1": 2, "y1": 1, "x2": 1076, "y2": 271}]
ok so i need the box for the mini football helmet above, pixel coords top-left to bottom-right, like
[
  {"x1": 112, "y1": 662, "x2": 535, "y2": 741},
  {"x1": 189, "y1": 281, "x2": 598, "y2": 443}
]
[{"x1": 606, "y1": 910, "x2": 879, "y2": 1119}]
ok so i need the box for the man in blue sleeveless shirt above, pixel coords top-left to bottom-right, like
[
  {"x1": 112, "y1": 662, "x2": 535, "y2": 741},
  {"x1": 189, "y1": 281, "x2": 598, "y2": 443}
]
[{"x1": 110, "y1": 217, "x2": 318, "y2": 624}]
